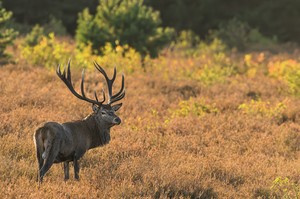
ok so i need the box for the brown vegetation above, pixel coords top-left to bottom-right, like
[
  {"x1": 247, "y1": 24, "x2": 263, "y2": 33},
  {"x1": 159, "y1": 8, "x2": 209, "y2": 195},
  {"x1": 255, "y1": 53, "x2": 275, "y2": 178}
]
[{"x1": 0, "y1": 49, "x2": 300, "y2": 198}]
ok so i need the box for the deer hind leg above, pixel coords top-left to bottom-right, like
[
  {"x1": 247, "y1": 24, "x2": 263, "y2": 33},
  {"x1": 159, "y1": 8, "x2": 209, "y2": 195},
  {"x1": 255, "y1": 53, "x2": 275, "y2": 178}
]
[
  {"x1": 33, "y1": 128, "x2": 44, "y2": 182},
  {"x1": 64, "y1": 162, "x2": 70, "y2": 181},
  {"x1": 39, "y1": 136, "x2": 60, "y2": 183}
]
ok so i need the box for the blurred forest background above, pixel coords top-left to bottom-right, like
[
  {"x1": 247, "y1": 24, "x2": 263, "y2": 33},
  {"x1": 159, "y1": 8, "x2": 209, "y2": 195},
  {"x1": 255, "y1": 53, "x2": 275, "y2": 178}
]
[
  {"x1": 3, "y1": 0, "x2": 300, "y2": 43},
  {"x1": 2, "y1": 0, "x2": 300, "y2": 65}
]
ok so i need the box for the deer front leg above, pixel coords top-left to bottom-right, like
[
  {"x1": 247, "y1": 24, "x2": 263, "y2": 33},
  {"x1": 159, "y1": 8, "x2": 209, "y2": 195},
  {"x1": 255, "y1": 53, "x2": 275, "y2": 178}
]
[
  {"x1": 74, "y1": 157, "x2": 80, "y2": 180},
  {"x1": 64, "y1": 162, "x2": 70, "y2": 180}
]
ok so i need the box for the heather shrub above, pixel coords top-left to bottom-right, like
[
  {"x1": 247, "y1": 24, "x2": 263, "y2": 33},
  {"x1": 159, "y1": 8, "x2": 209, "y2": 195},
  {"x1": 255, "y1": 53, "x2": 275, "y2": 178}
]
[
  {"x1": 3, "y1": 40, "x2": 300, "y2": 198},
  {"x1": 76, "y1": 0, "x2": 174, "y2": 58}
]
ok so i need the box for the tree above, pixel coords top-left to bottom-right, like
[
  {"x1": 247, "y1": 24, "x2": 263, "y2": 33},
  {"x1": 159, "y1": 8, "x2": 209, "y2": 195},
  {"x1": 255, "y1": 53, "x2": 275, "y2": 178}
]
[
  {"x1": 0, "y1": 3, "x2": 18, "y2": 57},
  {"x1": 76, "y1": 0, "x2": 174, "y2": 58}
]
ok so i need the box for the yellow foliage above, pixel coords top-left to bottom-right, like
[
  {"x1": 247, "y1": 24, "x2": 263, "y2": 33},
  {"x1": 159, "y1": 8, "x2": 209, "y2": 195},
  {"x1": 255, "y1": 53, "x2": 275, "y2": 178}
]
[
  {"x1": 19, "y1": 34, "x2": 142, "y2": 72},
  {"x1": 271, "y1": 177, "x2": 300, "y2": 198},
  {"x1": 96, "y1": 43, "x2": 143, "y2": 74},
  {"x1": 20, "y1": 33, "x2": 97, "y2": 69},
  {"x1": 268, "y1": 59, "x2": 298, "y2": 79},
  {"x1": 238, "y1": 99, "x2": 286, "y2": 118},
  {"x1": 244, "y1": 53, "x2": 266, "y2": 77},
  {"x1": 268, "y1": 59, "x2": 300, "y2": 95},
  {"x1": 169, "y1": 98, "x2": 218, "y2": 118}
]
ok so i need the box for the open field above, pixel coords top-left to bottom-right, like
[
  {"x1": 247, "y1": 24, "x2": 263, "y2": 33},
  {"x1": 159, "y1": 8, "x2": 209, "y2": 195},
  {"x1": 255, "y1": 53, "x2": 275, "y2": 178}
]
[{"x1": 0, "y1": 47, "x2": 300, "y2": 198}]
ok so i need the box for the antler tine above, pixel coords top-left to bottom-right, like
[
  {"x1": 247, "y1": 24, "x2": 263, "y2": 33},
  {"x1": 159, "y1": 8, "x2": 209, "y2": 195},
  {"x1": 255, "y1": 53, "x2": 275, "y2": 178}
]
[
  {"x1": 109, "y1": 89, "x2": 125, "y2": 104},
  {"x1": 80, "y1": 69, "x2": 87, "y2": 98},
  {"x1": 67, "y1": 59, "x2": 71, "y2": 82},
  {"x1": 94, "y1": 62, "x2": 115, "y2": 99},
  {"x1": 93, "y1": 61, "x2": 125, "y2": 104},
  {"x1": 94, "y1": 89, "x2": 106, "y2": 104},
  {"x1": 100, "y1": 89, "x2": 106, "y2": 103},
  {"x1": 111, "y1": 74, "x2": 124, "y2": 99},
  {"x1": 56, "y1": 61, "x2": 104, "y2": 106}
]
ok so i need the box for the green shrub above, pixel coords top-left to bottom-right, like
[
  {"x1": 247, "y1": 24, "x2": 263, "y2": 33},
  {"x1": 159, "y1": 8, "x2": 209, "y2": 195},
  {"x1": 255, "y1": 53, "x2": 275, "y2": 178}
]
[
  {"x1": 211, "y1": 18, "x2": 249, "y2": 51},
  {"x1": 190, "y1": 39, "x2": 234, "y2": 85},
  {"x1": 43, "y1": 16, "x2": 67, "y2": 36},
  {"x1": 23, "y1": 25, "x2": 45, "y2": 46},
  {"x1": 96, "y1": 41, "x2": 143, "y2": 73},
  {"x1": 268, "y1": 59, "x2": 300, "y2": 96},
  {"x1": 20, "y1": 32, "x2": 142, "y2": 72},
  {"x1": 76, "y1": 0, "x2": 174, "y2": 58},
  {"x1": 171, "y1": 30, "x2": 227, "y2": 58},
  {"x1": 197, "y1": 38, "x2": 227, "y2": 55},
  {"x1": 20, "y1": 33, "x2": 73, "y2": 68},
  {"x1": 193, "y1": 63, "x2": 235, "y2": 86},
  {"x1": 169, "y1": 98, "x2": 218, "y2": 118},
  {"x1": 169, "y1": 30, "x2": 200, "y2": 57},
  {"x1": 0, "y1": 4, "x2": 18, "y2": 57},
  {"x1": 238, "y1": 99, "x2": 286, "y2": 119},
  {"x1": 211, "y1": 18, "x2": 276, "y2": 51},
  {"x1": 175, "y1": 30, "x2": 200, "y2": 49}
]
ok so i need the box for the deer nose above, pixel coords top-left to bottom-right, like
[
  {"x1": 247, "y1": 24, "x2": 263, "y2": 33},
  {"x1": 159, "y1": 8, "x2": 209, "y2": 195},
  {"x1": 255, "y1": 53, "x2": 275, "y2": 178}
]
[{"x1": 113, "y1": 117, "x2": 121, "y2": 125}]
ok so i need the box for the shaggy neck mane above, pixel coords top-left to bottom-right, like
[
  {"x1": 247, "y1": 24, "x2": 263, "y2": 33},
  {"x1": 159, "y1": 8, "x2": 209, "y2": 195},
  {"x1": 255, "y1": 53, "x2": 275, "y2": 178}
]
[{"x1": 83, "y1": 113, "x2": 111, "y2": 149}]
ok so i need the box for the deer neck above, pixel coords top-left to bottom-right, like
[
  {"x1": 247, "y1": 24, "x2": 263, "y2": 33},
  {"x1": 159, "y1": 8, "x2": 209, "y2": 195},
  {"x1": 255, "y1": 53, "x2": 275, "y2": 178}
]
[{"x1": 84, "y1": 114, "x2": 111, "y2": 149}]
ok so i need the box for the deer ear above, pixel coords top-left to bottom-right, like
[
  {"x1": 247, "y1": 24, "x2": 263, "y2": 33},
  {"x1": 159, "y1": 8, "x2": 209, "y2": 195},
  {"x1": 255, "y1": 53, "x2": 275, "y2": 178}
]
[
  {"x1": 112, "y1": 103, "x2": 122, "y2": 112},
  {"x1": 92, "y1": 104, "x2": 99, "y2": 113}
]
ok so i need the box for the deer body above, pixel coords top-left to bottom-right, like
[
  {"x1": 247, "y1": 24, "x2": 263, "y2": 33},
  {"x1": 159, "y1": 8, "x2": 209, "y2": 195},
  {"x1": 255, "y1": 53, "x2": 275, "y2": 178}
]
[{"x1": 34, "y1": 61, "x2": 125, "y2": 183}]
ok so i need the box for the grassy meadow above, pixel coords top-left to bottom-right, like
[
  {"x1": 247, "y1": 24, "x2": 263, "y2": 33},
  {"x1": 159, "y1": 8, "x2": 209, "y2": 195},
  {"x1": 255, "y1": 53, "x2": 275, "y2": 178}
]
[{"x1": 0, "y1": 38, "x2": 300, "y2": 198}]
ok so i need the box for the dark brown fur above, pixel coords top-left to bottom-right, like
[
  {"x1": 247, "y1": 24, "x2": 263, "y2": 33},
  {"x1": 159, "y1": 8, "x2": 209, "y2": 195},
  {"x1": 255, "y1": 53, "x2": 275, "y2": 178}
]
[{"x1": 34, "y1": 62, "x2": 124, "y2": 183}]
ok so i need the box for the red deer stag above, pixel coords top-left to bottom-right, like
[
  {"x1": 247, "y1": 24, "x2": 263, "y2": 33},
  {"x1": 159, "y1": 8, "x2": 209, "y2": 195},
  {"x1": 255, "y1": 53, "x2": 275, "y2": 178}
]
[{"x1": 33, "y1": 61, "x2": 125, "y2": 183}]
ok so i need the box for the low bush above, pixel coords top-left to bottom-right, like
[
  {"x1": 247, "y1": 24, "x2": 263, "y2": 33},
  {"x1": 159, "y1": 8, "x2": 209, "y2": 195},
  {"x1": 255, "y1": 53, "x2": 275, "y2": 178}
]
[
  {"x1": 271, "y1": 177, "x2": 300, "y2": 198},
  {"x1": 23, "y1": 25, "x2": 45, "y2": 47},
  {"x1": 238, "y1": 99, "x2": 286, "y2": 119},
  {"x1": 268, "y1": 59, "x2": 300, "y2": 96},
  {"x1": 20, "y1": 33, "x2": 74, "y2": 68},
  {"x1": 169, "y1": 98, "x2": 218, "y2": 118},
  {"x1": 20, "y1": 32, "x2": 142, "y2": 72}
]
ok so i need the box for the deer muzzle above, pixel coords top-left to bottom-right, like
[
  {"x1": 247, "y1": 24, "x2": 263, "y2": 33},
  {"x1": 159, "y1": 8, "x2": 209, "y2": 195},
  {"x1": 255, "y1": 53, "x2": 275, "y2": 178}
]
[{"x1": 113, "y1": 117, "x2": 121, "y2": 125}]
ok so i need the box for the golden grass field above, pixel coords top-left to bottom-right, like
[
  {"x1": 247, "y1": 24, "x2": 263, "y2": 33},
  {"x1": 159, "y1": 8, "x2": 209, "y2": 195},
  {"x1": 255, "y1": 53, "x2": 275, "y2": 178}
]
[{"x1": 0, "y1": 44, "x2": 300, "y2": 198}]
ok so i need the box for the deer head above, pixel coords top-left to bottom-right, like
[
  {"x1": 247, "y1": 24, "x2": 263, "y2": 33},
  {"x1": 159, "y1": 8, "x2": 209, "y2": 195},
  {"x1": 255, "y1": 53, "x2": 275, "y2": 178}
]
[{"x1": 56, "y1": 60, "x2": 125, "y2": 127}]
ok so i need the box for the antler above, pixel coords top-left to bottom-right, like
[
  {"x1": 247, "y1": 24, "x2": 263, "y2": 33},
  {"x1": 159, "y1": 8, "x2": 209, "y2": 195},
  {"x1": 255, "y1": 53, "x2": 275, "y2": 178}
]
[
  {"x1": 94, "y1": 61, "x2": 125, "y2": 104},
  {"x1": 56, "y1": 60, "x2": 105, "y2": 106}
]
